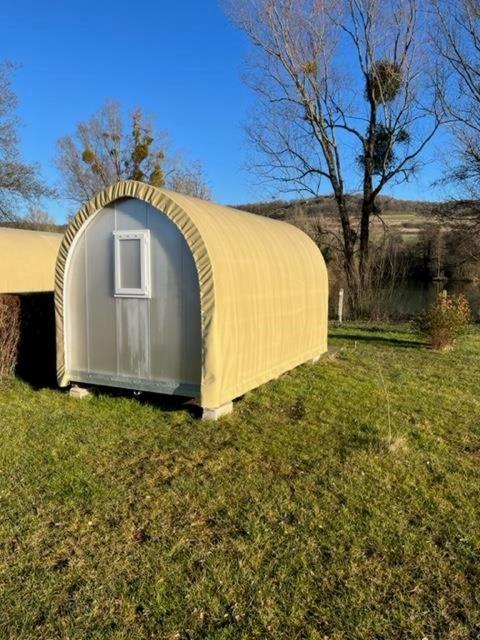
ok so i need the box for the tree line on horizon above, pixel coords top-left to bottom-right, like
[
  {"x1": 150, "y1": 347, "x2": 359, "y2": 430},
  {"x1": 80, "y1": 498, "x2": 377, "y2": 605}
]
[{"x1": 2, "y1": 0, "x2": 480, "y2": 316}]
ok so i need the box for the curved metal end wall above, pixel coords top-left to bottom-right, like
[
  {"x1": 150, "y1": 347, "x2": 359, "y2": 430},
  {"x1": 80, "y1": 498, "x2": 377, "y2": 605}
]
[
  {"x1": 61, "y1": 197, "x2": 201, "y2": 398},
  {"x1": 55, "y1": 181, "x2": 329, "y2": 409}
]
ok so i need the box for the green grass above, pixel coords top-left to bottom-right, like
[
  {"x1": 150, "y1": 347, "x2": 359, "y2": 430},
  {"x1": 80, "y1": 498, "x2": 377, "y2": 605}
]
[{"x1": 1, "y1": 325, "x2": 480, "y2": 639}]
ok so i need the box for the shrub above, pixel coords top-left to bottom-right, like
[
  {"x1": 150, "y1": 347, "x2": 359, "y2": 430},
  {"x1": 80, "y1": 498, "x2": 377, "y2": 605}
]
[
  {"x1": 0, "y1": 294, "x2": 20, "y2": 378},
  {"x1": 416, "y1": 292, "x2": 471, "y2": 350}
]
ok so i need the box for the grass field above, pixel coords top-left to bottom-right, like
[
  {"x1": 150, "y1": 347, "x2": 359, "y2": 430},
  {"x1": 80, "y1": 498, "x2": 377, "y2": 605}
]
[{"x1": 1, "y1": 325, "x2": 480, "y2": 639}]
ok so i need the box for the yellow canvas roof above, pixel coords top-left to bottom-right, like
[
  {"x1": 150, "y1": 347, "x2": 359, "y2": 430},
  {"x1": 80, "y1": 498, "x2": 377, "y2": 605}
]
[
  {"x1": 0, "y1": 228, "x2": 63, "y2": 294},
  {"x1": 55, "y1": 181, "x2": 328, "y2": 408}
]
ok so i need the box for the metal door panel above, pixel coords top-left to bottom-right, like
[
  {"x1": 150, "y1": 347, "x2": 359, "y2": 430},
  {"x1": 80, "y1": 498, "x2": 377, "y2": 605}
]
[
  {"x1": 85, "y1": 206, "x2": 117, "y2": 374},
  {"x1": 117, "y1": 298, "x2": 150, "y2": 378},
  {"x1": 115, "y1": 198, "x2": 147, "y2": 230}
]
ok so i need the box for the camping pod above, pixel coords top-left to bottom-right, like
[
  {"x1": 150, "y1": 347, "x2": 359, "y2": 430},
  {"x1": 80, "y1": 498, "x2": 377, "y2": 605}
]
[{"x1": 55, "y1": 181, "x2": 328, "y2": 418}]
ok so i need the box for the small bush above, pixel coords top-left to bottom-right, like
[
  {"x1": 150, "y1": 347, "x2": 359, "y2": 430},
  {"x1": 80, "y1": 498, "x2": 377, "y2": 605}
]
[
  {"x1": 416, "y1": 292, "x2": 471, "y2": 350},
  {"x1": 0, "y1": 294, "x2": 20, "y2": 378}
]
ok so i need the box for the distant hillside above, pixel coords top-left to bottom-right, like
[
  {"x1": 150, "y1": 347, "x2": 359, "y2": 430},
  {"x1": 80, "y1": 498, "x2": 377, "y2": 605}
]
[
  {"x1": 235, "y1": 194, "x2": 437, "y2": 218},
  {"x1": 235, "y1": 194, "x2": 440, "y2": 240}
]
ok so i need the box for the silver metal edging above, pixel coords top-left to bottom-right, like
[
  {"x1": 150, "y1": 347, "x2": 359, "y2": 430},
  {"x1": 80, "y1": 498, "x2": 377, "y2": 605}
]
[{"x1": 69, "y1": 370, "x2": 200, "y2": 398}]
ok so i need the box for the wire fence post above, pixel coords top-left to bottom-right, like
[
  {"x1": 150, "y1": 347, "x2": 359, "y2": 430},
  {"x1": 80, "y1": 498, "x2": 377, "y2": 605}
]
[{"x1": 338, "y1": 288, "x2": 344, "y2": 324}]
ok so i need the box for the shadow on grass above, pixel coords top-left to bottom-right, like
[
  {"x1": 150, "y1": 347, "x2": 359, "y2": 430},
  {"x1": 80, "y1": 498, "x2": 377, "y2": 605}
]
[
  {"x1": 78, "y1": 384, "x2": 202, "y2": 417},
  {"x1": 334, "y1": 332, "x2": 424, "y2": 349}
]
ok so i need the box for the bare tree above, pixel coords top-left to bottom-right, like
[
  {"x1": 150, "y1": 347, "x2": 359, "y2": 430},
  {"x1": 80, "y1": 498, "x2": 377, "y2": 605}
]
[
  {"x1": 0, "y1": 62, "x2": 52, "y2": 221},
  {"x1": 226, "y1": 0, "x2": 443, "y2": 307},
  {"x1": 56, "y1": 101, "x2": 211, "y2": 206},
  {"x1": 168, "y1": 161, "x2": 211, "y2": 199},
  {"x1": 431, "y1": 0, "x2": 480, "y2": 215},
  {"x1": 22, "y1": 207, "x2": 58, "y2": 232}
]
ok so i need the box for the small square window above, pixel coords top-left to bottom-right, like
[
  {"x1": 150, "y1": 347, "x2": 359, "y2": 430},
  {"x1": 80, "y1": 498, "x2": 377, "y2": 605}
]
[{"x1": 113, "y1": 230, "x2": 151, "y2": 297}]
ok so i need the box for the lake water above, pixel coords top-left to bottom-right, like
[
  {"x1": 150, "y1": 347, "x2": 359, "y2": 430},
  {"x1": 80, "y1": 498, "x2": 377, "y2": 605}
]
[
  {"x1": 332, "y1": 281, "x2": 480, "y2": 321},
  {"x1": 390, "y1": 281, "x2": 480, "y2": 320},
  {"x1": 380, "y1": 281, "x2": 480, "y2": 321}
]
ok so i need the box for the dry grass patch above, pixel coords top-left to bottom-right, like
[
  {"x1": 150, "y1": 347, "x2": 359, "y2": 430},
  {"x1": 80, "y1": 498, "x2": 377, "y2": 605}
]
[{"x1": 0, "y1": 294, "x2": 20, "y2": 378}]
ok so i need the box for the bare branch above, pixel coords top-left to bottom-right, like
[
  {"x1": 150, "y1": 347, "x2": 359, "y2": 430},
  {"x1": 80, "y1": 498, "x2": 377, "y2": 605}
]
[
  {"x1": 226, "y1": 0, "x2": 441, "y2": 302},
  {"x1": 0, "y1": 62, "x2": 53, "y2": 220}
]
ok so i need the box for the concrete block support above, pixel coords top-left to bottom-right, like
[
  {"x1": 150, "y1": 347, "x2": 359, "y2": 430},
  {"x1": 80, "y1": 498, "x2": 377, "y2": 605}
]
[
  {"x1": 69, "y1": 385, "x2": 91, "y2": 400},
  {"x1": 202, "y1": 401, "x2": 233, "y2": 421}
]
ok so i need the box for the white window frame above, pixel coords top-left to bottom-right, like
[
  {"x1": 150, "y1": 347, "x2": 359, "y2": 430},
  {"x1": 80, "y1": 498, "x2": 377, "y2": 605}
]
[{"x1": 113, "y1": 229, "x2": 151, "y2": 298}]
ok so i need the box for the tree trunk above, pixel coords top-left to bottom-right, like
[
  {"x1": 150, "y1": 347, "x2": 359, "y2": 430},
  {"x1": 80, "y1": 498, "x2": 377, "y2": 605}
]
[
  {"x1": 360, "y1": 79, "x2": 377, "y2": 289},
  {"x1": 344, "y1": 248, "x2": 359, "y2": 312},
  {"x1": 334, "y1": 192, "x2": 358, "y2": 312},
  {"x1": 359, "y1": 195, "x2": 374, "y2": 285}
]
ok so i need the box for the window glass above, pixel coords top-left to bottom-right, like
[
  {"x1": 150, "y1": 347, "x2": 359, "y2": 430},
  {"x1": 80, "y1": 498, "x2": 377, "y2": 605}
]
[{"x1": 119, "y1": 238, "x2": 142, "y2": 290}]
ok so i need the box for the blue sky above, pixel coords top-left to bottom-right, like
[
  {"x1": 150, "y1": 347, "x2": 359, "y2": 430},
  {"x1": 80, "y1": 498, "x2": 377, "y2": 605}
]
[{"x1": 4, "y1": 0, "x2": 446, "y2": 222}]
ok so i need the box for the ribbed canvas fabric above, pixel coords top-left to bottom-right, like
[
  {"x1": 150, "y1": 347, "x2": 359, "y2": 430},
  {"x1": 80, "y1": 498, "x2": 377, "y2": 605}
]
[
  {"x1": 0, "y1": 228, "x2": 62, "y2": 294},
  {"x1": 55, "y1": 181, "x2": 328, "y2": 408}
]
